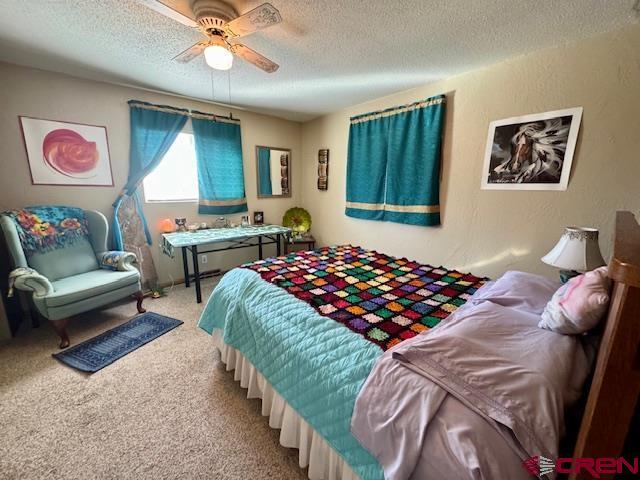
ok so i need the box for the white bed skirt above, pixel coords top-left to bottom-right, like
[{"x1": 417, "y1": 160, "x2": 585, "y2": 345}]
[{"x1": 212, "y1": 331, "x2": 359, "y2": 480}]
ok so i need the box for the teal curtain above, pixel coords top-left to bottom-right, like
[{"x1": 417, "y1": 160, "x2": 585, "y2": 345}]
[
  {"x1": 192, "y1": 117, "x2": 247, "y2": 214},
  {"x1": 345, "y1": 95, "x2": 445, "y2": 226},
  {"x1": 346, "y1": 115, "x2": 389, "y2": 222},
  {"x1": 112, "y1": 101, "x2": 187, "y2": 248},
  {"x1": 123, "y1": 102, "x2": 188, "y2": 195},
  {"x1": 257, "y1": 147, "x2": 272, "y2": 196}
]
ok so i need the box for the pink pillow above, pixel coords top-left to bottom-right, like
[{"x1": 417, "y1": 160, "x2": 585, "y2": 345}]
[{"x1": 539, "y1": 266, "x2": 611, "y2": 334}]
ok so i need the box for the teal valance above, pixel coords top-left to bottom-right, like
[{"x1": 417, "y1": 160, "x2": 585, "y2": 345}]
[{"x1": 345, "y1": 95, "x2": 445, "y2": 226}]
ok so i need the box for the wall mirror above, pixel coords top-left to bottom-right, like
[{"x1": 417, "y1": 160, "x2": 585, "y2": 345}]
[{"x1": 256, "y1": 145, "x2": 291, "y2": 198}]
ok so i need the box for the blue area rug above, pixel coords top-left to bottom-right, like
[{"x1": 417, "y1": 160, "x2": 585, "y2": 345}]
[{"x1": 53, "y1": 312, "x2": 183, "y2": 372}]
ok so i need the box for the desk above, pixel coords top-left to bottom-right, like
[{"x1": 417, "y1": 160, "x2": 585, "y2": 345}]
[{"x1": 162, "y1": 225, "x2": 291, "y2": 303}]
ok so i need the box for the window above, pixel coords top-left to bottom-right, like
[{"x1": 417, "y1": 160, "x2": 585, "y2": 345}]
[{"x1": 143, "y1": 120, "x2": 198, "y2": 202}]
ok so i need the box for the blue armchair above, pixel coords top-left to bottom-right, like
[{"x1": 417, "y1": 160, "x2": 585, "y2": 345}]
[{"x1": 0, "y1": 209, "x2": 145, "y2": 348}]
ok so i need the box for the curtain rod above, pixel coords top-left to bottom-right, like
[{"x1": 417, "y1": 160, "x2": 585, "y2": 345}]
[
  {"x1": 350, "y1": 94, "x2": 445, "y2": 124},
  {"x1": 128, "y1": 100, "x2": 240, "y2": 123}
]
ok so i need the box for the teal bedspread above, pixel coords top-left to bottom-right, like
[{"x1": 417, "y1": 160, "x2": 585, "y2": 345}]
[{"x1": 198, "y1": 268, "x2": 384, "y2": 479}]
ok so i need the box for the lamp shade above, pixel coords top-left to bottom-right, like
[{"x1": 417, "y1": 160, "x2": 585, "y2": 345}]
[
  {"x1": 541, "y1": 227, "x2": 605, "y2": 271},
  {"x1": 204, "y1": 45, "x2": 233, "y2": 71}
]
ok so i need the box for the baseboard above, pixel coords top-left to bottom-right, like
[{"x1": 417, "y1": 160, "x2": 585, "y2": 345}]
[{"x1": 156, "y1": 268, "x2": 226, "y2": 289}]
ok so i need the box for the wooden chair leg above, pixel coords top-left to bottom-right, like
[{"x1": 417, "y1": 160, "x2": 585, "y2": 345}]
[
  {"x1": 50, "y1": 318, "x2": 70, "y2": 349},
  {"x1": 30, "y1": 309, "x2": 41, "y2": 328},
  {"x1": 134, "y1": 290, "x2": 146, "y2": 314}
]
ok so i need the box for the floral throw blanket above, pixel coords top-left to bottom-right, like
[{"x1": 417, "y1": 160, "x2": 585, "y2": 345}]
[
  {"x1": 4, "y1": 206, "x2": 90, "y2": 257},
  {"x1": 243, "y1": 245, "x2": 487, "y2": 351}
]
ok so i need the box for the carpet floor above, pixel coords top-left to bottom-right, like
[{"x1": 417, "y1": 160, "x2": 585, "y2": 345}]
[{"x1": 0, "y1": 278, "x2": 306, "y2": 479}]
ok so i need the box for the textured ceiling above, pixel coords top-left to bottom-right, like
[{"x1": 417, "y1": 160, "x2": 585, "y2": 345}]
[{"x1": 0, "y1": 0, "x2": 637, "y2": 121}]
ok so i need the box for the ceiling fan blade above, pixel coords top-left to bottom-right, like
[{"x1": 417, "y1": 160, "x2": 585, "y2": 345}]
[
  {"x1": 173, "y1": 41, "x2": 209, "y2": 63},
  {"x1": 134, "y1": 0, "x2": 198, "y2": 27},
  {"x1": 224, "y1": 3, "x2": 282, "y2": 38},
  {"x1": 231, "y1": 43, "x2": 279, "y2": 73}
]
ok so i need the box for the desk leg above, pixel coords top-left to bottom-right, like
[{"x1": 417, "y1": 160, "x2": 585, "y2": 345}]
[
  {"x1": 191, "y1": 245, "x2": 202, "y2": 303},
  {"x1": 277, "y1": 234, "x2": 282, "y2": 256},
  {"x1": 182, "y1": 247, "x2": 190, "y2": 288},
  {"x1": 258, "y1": 235, "x2": 263, "y2": 260}
]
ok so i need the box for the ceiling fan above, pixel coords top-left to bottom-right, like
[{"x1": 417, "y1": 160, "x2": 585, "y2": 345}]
[{"x1": 137, "y1": 0, "x2": 282, "y2": 72}]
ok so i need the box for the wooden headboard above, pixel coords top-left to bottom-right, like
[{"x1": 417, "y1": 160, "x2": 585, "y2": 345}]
[{"x1": 571, "y1": 211, "x2": 640, "y2": 478}]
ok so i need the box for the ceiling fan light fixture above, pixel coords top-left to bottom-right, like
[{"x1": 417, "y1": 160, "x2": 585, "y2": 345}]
[
  {"x1": 204, "y1": 44, "x2": 233, "y2": 70},
  {"x1": 157, "y1": 1, "x2": 281, "y2": 73}
]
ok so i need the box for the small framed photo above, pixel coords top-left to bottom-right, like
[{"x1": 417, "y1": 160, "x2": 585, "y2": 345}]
[
  {"x1": 481, "y1": 107, "x2": 582, "y2": 191},
  {"x1": 253, "y1": 211, "x2": 264, "y2": 225},
  {"x1": 19, "y1": 116, "x2": 114, "y2": 186}
]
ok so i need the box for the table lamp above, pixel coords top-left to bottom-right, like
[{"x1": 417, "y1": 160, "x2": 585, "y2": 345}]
[
  {"x1": 541, "y1": 227, "x2": 606, "y2": 282},
  {"x1": 159, "y1": 218, "x2": 175, "y2": 233}
]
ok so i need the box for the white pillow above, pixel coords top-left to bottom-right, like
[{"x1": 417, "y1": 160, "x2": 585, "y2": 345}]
[{"x1": 539, "y1": 267, "x2": 611, "y2": 334}]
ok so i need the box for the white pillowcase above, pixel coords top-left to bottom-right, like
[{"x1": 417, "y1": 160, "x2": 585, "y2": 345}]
[{"x1": 539, "y1": 267, "x2": 611, "y2": 335}]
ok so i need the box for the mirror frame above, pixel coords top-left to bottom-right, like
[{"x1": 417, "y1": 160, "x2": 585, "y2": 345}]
[{"x1": 255, "y1": 145, "x2": 292, "y2": 199}]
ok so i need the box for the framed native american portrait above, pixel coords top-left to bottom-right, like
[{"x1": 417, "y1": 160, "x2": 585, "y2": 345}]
[{"x1": 481, "y1": 107, "x2": 582, "y2": 191}]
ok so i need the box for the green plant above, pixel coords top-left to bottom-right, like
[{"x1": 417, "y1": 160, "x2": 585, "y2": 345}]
[{"x1": 150, "y1": 284, "x2": 168, "y2": 299}]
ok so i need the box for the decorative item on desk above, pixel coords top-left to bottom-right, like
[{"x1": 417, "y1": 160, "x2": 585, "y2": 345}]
[
  {"x1": 542, "y1": 227, "x2": 606, "y2": 283},
  {"x1": 187, "y1": 224, "x2": 199, "y2": 233},
  {"x1": 174, "y1": 217, "x2": 187, "y2": 232},
  {"x1": 213, "y1": 216, "x2": 229, "y2": 229},
  {"x1": 253, "y1": 211, "x2": 264, "y2": 225},
  {"x1": 283, "y1": 207, "x2": 311, "y2": 240},
  {"x1": 159, "y1": 218, "x2": 175, "y2": 233},
  {"x1": 318, "y1": 149, "x2": 329, "y2": 190},
  {"x1": 199, "y1": 222, "x2": 208, "y2": 230},
  {"x1": 241, "y1": 215, "x2": 251, "y2": 227}
]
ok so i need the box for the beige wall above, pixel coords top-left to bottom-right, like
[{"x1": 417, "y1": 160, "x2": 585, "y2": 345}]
[
  {"x1": 1, "y1": 23, "x2": 639, "y2": 287},
  {"x1": 300, "y1": 24, "x2": 640, "y2": 279},
  {"x1": 0, "y1": 62, "x2": 302, "y2": 283}
]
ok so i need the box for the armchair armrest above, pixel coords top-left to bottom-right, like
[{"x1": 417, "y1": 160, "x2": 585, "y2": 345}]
[
  {"x1": 8, "y1": 267, "x2": 54, "y2": 298},
  {"x1": 98, "y1": 251, "x2": 138, "y2": 272}
]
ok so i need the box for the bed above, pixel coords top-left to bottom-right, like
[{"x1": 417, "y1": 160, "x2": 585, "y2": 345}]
[{"x1": 198, "y1": 212, "x2": 640, "y2": 480}]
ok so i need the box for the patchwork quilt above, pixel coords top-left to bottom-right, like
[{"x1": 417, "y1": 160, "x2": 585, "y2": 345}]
[{"x1": 244, "y1": 245, "x2": 487, "y2": 350}]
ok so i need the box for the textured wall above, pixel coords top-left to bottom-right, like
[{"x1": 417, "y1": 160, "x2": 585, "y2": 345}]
[
  {"x1": 1, "y1": 23, "x2": 639, "y2": 287},
  {"x1": 300, "y1": 25, "x2": 640, "y2": 279},
  {"x1": 0, "y1": 62, "x2": 302, "y2": 283}
]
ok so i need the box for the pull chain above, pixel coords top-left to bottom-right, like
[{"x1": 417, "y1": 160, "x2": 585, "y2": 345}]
[{"x1": 210, "y1": 69, "x2": 215, "y2": 101}]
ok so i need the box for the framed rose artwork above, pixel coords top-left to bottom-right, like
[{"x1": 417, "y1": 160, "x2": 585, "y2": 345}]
[{"x1": 19, "y1": 116, "x2": 114, "y2": 186}]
